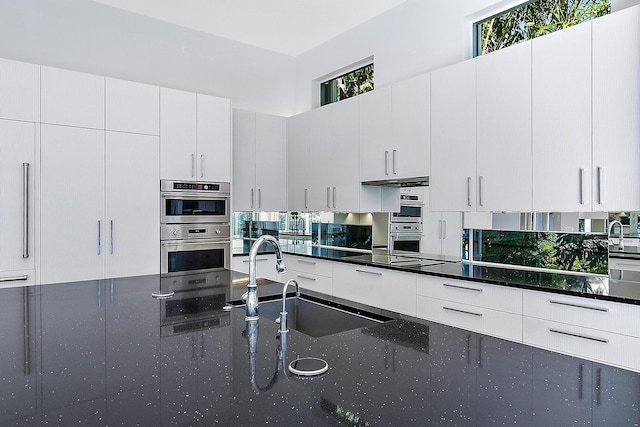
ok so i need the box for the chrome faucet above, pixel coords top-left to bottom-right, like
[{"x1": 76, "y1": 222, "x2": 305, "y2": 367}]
[
  {"x1": 278, "y1": 279, "x2": 299, "y2": 334},
  {"x1": 608, "y1": 220, "x2": 624, "y2": 251},
  {"x1": 244, "y1": 235, "x2": 287, "y2": 320}
]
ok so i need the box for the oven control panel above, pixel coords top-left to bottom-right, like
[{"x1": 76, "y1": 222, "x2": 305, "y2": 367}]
[
  {"x1": 161, "y1": 180, "x2": 230, "y2": 194},
  {"x1": 391, "y1": 223, "x2": 423, "y2": 233},
  {"x1": 161, "y1": 224, "x2": 231, "y2": 240}
]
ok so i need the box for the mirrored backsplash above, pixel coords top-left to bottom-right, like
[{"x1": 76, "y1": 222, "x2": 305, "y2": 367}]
[
  {"x1": 315, "y1": 223, "x2": 372, "y2": 250},
  {"x1": 463, "y1": 229, "x2": 608, "y2": 275}
]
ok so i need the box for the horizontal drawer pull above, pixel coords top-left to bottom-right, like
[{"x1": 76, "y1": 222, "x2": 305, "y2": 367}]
[
  {"x1": 443, "y1": 306, "x2": 483, "y2": 317},
  {"x1": 297, "y1": 259, "x2": 317, "y2": 265},
  {"x1": 0, "y1": 275, "x2": 28, "y2": 283},
  {"x1": 549, "y1": 299, "x2": 609, "y2": 312},
  {"x1": 549, "y1": 328, "x2": 609, "y2": 344},
  {"x1": 443, "y1": 283, "x2": 483, "y2": 292},
  {"x1": 242, "y1": 258, "x2": 269, "y2": 263},
  {"x1": 355, "y1": 269, "x2": 382, "y2": 276},
  {"x1": 296, "y1": 274, "x2": 317, "y2": 281}
]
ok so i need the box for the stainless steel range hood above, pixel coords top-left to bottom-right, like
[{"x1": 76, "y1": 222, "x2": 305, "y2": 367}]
[{"x1": 361, "y1": 176, "x2": 429, "y2": 187}]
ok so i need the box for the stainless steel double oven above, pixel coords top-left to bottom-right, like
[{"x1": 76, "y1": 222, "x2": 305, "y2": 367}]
[
  {"x1": 160, "y1": 180, "x2": 231, "y2": 275},
  {"x1": 390, "y1": 192, "x2": 424, "y2": 253}
]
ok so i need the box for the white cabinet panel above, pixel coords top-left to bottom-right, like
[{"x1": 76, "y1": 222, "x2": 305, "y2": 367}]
[
  {"x1": 160, "y1": 88, "x2": 197, "y2": 180},
  {"x1": 232, "y1": 109, "x2": 256, "y2": 211},
  {"x1": 0, "y1": 58, "x2": 40, "y2": 122},
  {"x1": 287, "y1": 112, "x2": 311, "y2": 211},
  {"x1": 255, "y1": 113, "x2": 287, "y2": 211},
  {"x1": 105, "y1": 132, "x2": 160, "y2": 278},
  {"x1": 431, "y1": 59, "x2": 477, "y2": 211},
  {"x1": 592, "y1": 6, "x2": 640, "y2": 212},
  {"x1": 106, "y1": 78, "x2": 159, "y2": 135},
  {"x1": 0, "y1": 120, "x2": 36, "y2": 278},
  {"x1": 41, "y1": 66, "x2": 104, "y2": 129},
  {"x1": 359, "y1": 86, "x2": 392, "y2": 182},
  {"x1": 232, "y1": 254, "x2": 280, "y2": 281},
  {"x1": 40, "y1": 125, "x2": 105, "y2": 284},
  {"x1": 476, "y1": 41, "x2": 532, "y2": 212},
  {"x1": 197, "y1": 94, "x2": 231, "y2": 182},
  {"x1": 532, "y1": 22, "x2": 592, "y2": 211}
]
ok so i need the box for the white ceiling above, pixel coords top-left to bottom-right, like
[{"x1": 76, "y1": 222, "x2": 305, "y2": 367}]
[{"x1": 91, "y1": 0, "x2": 410, "y2": 57}]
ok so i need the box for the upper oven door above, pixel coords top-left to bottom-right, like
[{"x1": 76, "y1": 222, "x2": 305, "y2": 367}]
[
  {"x1": 161, "y1": 193, "x2": 230, "y2": 224},
  {"x1": 161, "y1": 240, "x2": 230, "y2": 275}
]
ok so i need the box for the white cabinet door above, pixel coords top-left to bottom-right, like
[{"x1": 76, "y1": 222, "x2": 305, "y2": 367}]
[
  {"x1": 306, "y1": 106, "x2": 331, "y2": 211},
  {"x1": 476, "y1": 41, "x2": 532, "y2": 212},
  {"x1": 0, "y1": 58, "x2": 40, "y2": 122},
  {"x1": 255, "y1": 113, "x2": 287, "y2": 211},
  {"x1": 359, "y1": 86, "x2": 392, "y2": 182},
  {"x1": 232, "y1": 109, "x2": 257, "y2": 211},
  {"x1": 431, "y1": 59, "x2": 477, "y2": 211},
  {"x1": 391, "y1": 73, "x2": 430, "y2": 180},
  {"x1": 592, "y1": 7, "x2": 640, "y2": 212},
  {"x1": 160, "y1": 88, "x2": 197, "y2": 180},
  {"x1": 106, "y1": 78, "x2": 159, "y2": 135},
  {"x1": 41, "y1": 66, "x2": 104, "y2": 129},
  {"x1": 0, "y1": 120, "x2": 36, "y2": 282},
  {"x1": 532, "y1": 22, "x2": 592, "y2": 211},
  {"x1": 287, "y1": 112, "x2": 311, "y2": 211},
  {"x1": 197, "y1": 94, "x2": 231, "y2": 182},
  {"x1": 440, "y1": 211, "x2": 462, "y2": 257},
  {"x1": 105, "y1": 132, "x2": 160, "y2": 278},
  {"x1": 40, "y1": 125, "x2": 105, "y2": 284}
]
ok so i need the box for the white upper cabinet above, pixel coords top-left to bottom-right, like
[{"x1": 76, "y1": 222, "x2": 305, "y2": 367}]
[
  {"x1": 0, "y1": 58, "x2": 40, "y2": 122},
  {"x1": 233, "y1": 109, "x2": 287, "y2": 212},
  {"x1": 0, "y1": 120, "x2": 36, "y2": 284},
  {"x1": 391, "y1": 72, "x2": 430, "y2": 180},
  {"x1": 287, "y1": 111, "x2": 311, "y2": 211},
  {"x1": 532, "y1": 22, "x2": 592, "y2": 212},
  {"x1": 476, "y1": 40, "x2": 533, "y2": 212},
  {"x1": 106, "y1": 78, "x2": 159, "y2": 135},
  {"x1": 41, "y1": 66, "x2": 104, "y2": 129},
  {"x1": 160, "y1": 88, "x2": 231, "y2": 182},
  {"x1": 592, "y1": 6, "x2": 640, "y2": 212},
  {"x1": 197, "y1": 94, "x2": 231, "y2": 182},
  {"x1": 360, "y1": 74, "x2": 430, "y2": 182},
  {"x1": 430, "y1": 59, "x2": 477, "y2": 212}
]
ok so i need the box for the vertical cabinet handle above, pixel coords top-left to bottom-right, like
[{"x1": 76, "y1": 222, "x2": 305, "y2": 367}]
[
  {"x1": 22, "y1": 163, "x2": 29, "y2": 258},
  {"x1": 467, "y1": 177, "x2": 472, "y2": 207},
  {"x1": 326, "y1": 187, "x2": 331, "y2": 209},
  {"x1": 478, "y1": 175, "x2": 484, "y2": 207},
  {"x1": 304, "y1": 188, "x2": 308, "y2": 209},
  {"x1": 437, "y1": 219, "x2": 442, "y2": 239},
  {"x1": 332, "y1": 187, "x2": 336, "y2": 208},
  {"x1": 97, "y1": 220, "x2": 102, "y2": 255},
  {"x1": 392, "y1": 150, "x2": 397, "y2": 175},
  {"x1": 200, "y1": 154, "x2": 205, "y2": 178},
  {"x1": 579, "y1": 168, "x2": 585, "y2": 205},
  {"x1": 250, "y1": 188, "x2": 254, "y2": 209},
  {"x1": 191, "y1": 154, "x2": 196, "y2": 178},
  {"x1": 442, "y1": 220, "x2": 447, "y2": 239},
  {"x1": 384, "y1": 150, "x2": 389, "y2": 175},
  {"x1": 110, "y1": 220, "x2": 114, "y2": 254},
  {"x1": 597, "y1": 166, "x2": 603, "y2": 205},
  {"x1": 258, "y1": 189, "x2": 262, "y2": 209}
]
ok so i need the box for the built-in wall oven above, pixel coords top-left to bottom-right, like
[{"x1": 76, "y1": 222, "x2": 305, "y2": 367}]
[
  {"x1": 161, "y1": 180, "x2": 231, "y2": 275},
  {"x1": 390, "y1": 193, "x2": 423, "y2": 253}
]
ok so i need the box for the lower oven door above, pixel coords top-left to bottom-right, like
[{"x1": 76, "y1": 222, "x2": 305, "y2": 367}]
[
  {"x1": 161, "y1": 239, "x2": 230, "y2": 275},
  {"x1": 390, "y1": 233, "x2": 422, "y2": 253}
]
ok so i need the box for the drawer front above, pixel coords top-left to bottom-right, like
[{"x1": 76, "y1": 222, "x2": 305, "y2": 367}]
[
  {"x1": 332, "y1": 263, "x2": 417, "y2": 316},
  {"x1": 609, "y1": 257, "x2": 640, "y2": 272},
  {"x1": 523, "y1": 290, "x2": 640, "y2": 337},
  {"x1": 416, "y1": 295, "x2": 522, "y2": 342},
  {"x1": 523, "y1": 316, "x2": 640, "y2": 373},
  {"x1": 288, "y1": 255, "x2": 333, "y2": 277},
  {"x1": 280, "y1": 270, "x2": 333, "y2": 295},
  {"x1": 417, "y1": 275, "x2": 522, "y2": 314},
  {"x1": 232, "y1": 255, "x2": 280, "y2": 281}
]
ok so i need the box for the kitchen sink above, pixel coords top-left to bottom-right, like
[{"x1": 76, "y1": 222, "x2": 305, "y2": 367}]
[{"x1": 237, "y1": 296, "x2": 390, "y2": 338}]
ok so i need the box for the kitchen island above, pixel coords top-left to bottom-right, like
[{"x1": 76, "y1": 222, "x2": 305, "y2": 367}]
[{"x1": 1, "y1": 270, "x2": 639, "y2": 426}]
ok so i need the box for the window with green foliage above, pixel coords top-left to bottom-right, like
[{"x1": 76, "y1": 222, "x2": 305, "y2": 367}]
[
  {"x1": 320, "y1": 64, "x2": 374, "y2": 106},
  {"x1": 474, "y1": 0, "x2": 610, "y2": 56}
]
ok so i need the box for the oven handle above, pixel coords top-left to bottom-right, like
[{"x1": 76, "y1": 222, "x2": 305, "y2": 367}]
[{"x1": 161, "y1": 239, "x2": 231, "y2": 248}]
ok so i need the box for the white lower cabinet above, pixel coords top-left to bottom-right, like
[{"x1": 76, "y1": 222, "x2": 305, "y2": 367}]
[
  {"x1": 232, "y1": 254, "x2": 281, "y2": 282},
  {"x1": 332, "y1": 263, "x2": 416, "y2": 316},
  {"x1": 416, "y1": 275, "x2": 522, "y2": 342},
  {"x1": 0, "y1": 120, "x2": 36, "y2": 286},
  {"x1": 523, "y1": 289, "x2": 640, "y2": 372},
  {"x1": 40, "y1": 125, "x2": 160, "y2": 284},
  {"x1": 278, "y1": 255, "x2": 333, "y2": 295}
]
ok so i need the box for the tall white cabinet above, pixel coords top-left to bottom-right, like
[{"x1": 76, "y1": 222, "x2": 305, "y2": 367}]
[
  {"x1": 160, "y1": 88, "x2": 231, "y2": 182},
  {"x1": 232, "y1": 109, "x2": 288, "y2": 212}
]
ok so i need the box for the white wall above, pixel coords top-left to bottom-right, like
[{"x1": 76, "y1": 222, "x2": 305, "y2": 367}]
[
  {"x1": 0, "y1": 0, "x2": 296, "y2": 116},
  {"x1": 293, "y1": 0, "x2": 640, "y2": 113}
]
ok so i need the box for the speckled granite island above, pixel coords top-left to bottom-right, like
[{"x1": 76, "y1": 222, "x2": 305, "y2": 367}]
[{"x1": 2, "y1": 270, "x2": 639, "y2": 426}]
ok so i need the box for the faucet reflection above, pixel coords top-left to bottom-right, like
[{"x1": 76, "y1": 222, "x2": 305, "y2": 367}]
[{"x1": 608, "y1": 220, "x2": 625, "y2": 251}]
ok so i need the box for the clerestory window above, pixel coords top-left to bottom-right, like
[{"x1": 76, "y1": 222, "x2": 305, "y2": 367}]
[
  {"x1": 320, "y1": 63, "x2": 374, "y2": 106},
  {"x1": 474, "y1": 0, "x2": 610, "y2": 57}
]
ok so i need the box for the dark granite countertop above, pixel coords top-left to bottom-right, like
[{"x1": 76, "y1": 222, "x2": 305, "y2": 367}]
[{"x1": 2, "y1": 273, "x2": 638, "y2": 426}]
